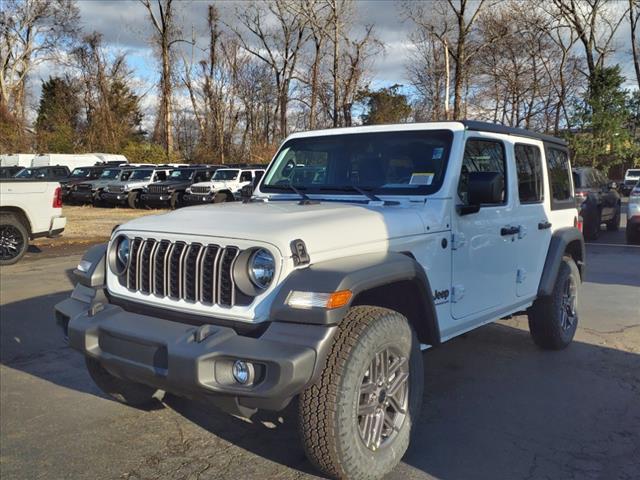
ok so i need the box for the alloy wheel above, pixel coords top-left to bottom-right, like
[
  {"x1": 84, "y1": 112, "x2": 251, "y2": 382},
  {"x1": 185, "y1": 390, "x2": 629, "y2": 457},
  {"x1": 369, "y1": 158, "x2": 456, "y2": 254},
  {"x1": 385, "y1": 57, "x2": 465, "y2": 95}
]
[{"x1": 0, "y1": 224, "x2": 24, "y2": 260}]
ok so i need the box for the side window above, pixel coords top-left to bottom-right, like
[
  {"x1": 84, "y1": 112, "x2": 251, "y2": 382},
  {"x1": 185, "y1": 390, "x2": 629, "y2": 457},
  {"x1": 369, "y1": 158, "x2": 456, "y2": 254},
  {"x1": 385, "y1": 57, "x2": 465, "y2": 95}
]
[
  {"x1": 545, "y1": 147, "x2": 572, "y2": 205},
  {"x1": 155, "y1": 171, "x2": 167, "y2": 181},
  {"x1": 254, "y1": 170, "x2": 264, "y2": 184},
  {"x1": 514, "y1": 144, "x2": 543, "y2": 204},
  {"x1": 194, "y1": 173, "x2": 204, "y2": 183},
  {"x1": 240, "y1": 171, "x2": 252, "y2": 182},
  {"x1": 458, "y1": 139, "x2": 507, "y2": 205}
]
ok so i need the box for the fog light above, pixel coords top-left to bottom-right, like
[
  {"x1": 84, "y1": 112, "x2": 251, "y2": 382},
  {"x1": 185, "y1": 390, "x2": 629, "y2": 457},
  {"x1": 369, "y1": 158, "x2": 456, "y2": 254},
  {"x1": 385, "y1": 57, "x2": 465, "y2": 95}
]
[{"x1": 232, "y1": 360, "x2": 254, "y2": 385}]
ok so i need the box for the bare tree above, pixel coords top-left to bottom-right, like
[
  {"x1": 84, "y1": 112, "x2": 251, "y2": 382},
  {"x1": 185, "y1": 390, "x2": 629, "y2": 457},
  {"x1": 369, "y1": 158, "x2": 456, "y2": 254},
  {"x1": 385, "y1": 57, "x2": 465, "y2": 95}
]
[
  {"x1": 230, "y1": 0, "x2": 308, "y2": 138},
  {"x1": 405, "y1": 0, "x2": 494, "y2": 120},
  {"x1": 140, "y1": 0, "x2": 187, "y2": 156},
  {"x1": 551, "y1": 0, "x2": 629, "y2": 81},
  {"x1": 631, "y1": 0, "x2": 640, "y2": 87},
  {"x1": 0, "y1": 0, "x2": 78, "y2": 123}
]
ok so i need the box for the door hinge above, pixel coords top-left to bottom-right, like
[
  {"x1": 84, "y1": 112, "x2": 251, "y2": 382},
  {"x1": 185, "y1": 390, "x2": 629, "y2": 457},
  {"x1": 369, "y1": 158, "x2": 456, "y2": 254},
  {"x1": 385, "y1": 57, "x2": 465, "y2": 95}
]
[
  {"x1": 451, "y1": 285, "x2": 465, "y2": 303},
  {"x1": 451, "y1": 233, "x2": 466, "y2": 250},
  {"x1": 516, "y1": 269, "x2": 527, "y2": 284}
]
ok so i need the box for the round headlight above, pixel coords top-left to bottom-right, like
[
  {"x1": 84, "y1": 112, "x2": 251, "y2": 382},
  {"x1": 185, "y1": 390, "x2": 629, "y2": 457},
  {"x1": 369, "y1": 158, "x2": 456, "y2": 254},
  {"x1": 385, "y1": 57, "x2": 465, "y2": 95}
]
[
  {"x1": 248, "y1": 248, "x2": 275, "y2": 289},
  {"x1": 116, "y1": 236, "x2": 130, "y2": 271}
]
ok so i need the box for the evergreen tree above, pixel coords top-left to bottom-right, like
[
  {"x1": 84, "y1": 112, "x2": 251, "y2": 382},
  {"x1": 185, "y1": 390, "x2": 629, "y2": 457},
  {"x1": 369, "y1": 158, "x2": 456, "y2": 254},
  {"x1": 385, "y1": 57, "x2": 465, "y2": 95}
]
[
  {"x1": 359, "y1": 85, "x2": 412, "y2": 125},
  {"x1": 35, "y1": 76, "x2": 80, "y2": 152}
]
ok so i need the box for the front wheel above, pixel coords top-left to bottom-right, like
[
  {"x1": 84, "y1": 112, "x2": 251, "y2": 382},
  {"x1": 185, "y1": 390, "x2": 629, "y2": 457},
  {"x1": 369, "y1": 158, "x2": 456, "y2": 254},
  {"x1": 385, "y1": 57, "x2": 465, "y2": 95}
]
[
  {"x1": 127, "y1": 191, "x2": 140, "y2": 209},
  {"x1": 528, "y1": 256, "x2": 580, "y2": 350},
  {"x1": 0, "y1": 213, "x2": 29, "y2": 265},
  {"x1": 298, "y1": 306, "x2": 423, "y2": 480},
  {"x1": 606, "y1": 206, "x2": 621, "y2": 231}
]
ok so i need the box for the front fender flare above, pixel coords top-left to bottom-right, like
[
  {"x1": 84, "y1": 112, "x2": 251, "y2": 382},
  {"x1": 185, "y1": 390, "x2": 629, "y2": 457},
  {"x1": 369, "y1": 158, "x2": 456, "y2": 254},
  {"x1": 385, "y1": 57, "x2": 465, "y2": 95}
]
[{"x1": 270, "y1": 252, "x2": 440, "y2": 343}]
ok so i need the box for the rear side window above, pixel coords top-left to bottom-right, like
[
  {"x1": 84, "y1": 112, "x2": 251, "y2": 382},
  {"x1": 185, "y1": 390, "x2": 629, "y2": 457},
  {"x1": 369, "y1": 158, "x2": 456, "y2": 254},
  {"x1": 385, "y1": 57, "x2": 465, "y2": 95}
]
[
  {"x1": 545, "y1": 147, "x2": 573, "y2": 208},
  {"x1": 240, "y1": 171, "x2": 252, "y2": 182},
  {"x1": 515, "y1": 144, "x2": 543, "y2": 204},
  {"x1": 458, "y1": 139, "x2": 507, "y2": 205}
]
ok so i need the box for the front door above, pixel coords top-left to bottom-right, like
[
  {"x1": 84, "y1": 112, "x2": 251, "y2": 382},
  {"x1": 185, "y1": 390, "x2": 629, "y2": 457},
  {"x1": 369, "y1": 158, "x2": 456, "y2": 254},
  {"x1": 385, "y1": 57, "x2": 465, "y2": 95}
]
[{"x1": 452, "y1": 136, "x2": 517, "y2": 319}]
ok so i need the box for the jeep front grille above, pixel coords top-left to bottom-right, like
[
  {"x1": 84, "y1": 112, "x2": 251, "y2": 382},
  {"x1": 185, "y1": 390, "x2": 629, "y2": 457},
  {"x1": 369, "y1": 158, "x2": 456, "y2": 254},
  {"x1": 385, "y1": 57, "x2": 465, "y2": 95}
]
[
  {"x1": 107, "y1": 184, "x2": 125, "y2": 193},
  {"x1": 148, "y1": 185, "x2": 168, "y2": 194},
  {"x1": 122, "y1": 238, "x2": 243, "y2": 308},
  {"x1": 190, "y1": 186, "x2": 211, "y2": 194}
]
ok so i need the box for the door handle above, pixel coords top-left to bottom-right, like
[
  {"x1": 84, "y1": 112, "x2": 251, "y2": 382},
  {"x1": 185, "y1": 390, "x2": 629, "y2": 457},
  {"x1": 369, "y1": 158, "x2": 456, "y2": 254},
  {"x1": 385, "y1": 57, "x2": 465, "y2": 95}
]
[
  {"x1": 500, "y1": 226, "x2": 520, "y2": 236},
  {"x1": 538, "y1": 221, "x2": 552, "y2": 230}
]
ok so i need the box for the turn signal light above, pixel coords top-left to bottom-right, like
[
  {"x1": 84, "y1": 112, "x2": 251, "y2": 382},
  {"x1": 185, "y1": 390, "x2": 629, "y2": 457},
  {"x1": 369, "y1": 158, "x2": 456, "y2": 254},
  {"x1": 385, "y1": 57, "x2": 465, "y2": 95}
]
[
  {"x1": 575, "y1": 215, "x2": 583, "y2": 233},
  {"x1": 287, "y1": 290, "x2": 353, "y2": 309}
]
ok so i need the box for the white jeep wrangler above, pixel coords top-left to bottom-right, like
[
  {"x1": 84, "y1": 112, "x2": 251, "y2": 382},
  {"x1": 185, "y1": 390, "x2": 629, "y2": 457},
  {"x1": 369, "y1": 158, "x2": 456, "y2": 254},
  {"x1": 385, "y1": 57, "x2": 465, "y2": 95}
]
[
  {"x1": 182, "y1": 167, "x2": 265, "y2": 205},
  {"x1": 55, "y1": 121, "x2": 585, "y2": 479}
]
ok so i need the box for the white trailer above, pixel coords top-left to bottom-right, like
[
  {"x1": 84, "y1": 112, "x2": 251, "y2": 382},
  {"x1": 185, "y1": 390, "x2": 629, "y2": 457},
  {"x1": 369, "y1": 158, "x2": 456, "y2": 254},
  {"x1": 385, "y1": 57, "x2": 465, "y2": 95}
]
[
  {"x1": 0, "y1": 154, "x2": 35, "y2": 167},
  {"x1": 31, "y1": 153, "x2": 103, "y2": 169}
]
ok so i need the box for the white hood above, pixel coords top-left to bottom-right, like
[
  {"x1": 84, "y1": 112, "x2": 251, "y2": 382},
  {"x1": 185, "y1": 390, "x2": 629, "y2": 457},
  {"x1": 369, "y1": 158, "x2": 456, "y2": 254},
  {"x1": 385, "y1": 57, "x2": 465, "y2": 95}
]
[{"x1": 117, "y1": 200, "x2": 428, "y2": 258}]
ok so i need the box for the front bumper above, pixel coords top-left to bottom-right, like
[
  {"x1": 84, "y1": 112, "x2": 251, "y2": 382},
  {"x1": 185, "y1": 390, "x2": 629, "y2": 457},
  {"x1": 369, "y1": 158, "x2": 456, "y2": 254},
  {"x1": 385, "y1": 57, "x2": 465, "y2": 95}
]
[
  {"x1": 101, "y1": 192, "x2": 128, "y2": 204},
  {"x1": 54, "y1": 285, "x2": 335, "y2": 415},
  {"x1": 140, "y1": 193, "x2": 171, "y2": 205},
  {"x1": 70, "y1": 191, "x2": 95, "y2": 202},
  {"x1": 182, "y1": 193, "x2": 214, "y2": 204}
]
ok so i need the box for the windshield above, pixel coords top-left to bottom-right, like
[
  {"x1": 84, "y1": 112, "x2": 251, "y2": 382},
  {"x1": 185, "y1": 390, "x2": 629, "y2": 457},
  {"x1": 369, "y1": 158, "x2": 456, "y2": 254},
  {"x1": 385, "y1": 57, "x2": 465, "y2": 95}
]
[
  {"x1": 169, "y1": 169, "x2": 194, "y2": 180},
  {"x1": 100, "y1": 169, "x2": 120, "y2": 179},
  {"x1": 212, "y1": 169, "x2": 239, "y2": 181},
  {"x1": 129, "y1": 169, "x2": 153, "y2": 180},
  {"x1": 70, "y1": 168, "x2": 92, "y2": 178},
  {"x1": 628, "y1": 169, "x2": 640, "y2": 177},
  {"x1": 262, "y1": 130, "x2": 453, "y2": 195}
]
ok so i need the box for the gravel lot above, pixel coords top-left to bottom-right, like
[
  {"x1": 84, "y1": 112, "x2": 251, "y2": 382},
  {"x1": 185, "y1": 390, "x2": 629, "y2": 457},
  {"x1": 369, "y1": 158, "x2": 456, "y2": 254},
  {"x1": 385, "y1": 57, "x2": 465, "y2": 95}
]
[{"x1": 1, "y1": 211, "x2": 639, "y2": 480}]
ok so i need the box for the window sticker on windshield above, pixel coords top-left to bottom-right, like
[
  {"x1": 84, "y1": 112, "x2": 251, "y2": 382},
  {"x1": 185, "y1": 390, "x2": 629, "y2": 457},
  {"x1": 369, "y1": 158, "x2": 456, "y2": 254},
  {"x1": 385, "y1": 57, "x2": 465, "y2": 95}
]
[
  {"x1": 432, "y1": 147, "x2": 444, "y2": 160},
  {"x1": 410, "y1": 173, "x2": 434, "y2": 185}
]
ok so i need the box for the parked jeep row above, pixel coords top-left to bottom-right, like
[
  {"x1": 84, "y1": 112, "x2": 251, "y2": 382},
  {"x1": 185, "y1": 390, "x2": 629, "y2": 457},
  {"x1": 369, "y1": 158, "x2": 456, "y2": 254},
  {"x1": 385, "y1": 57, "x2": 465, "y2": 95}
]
[{"x1": 65, "y1": 164, "x2": 267, "y2": 209}]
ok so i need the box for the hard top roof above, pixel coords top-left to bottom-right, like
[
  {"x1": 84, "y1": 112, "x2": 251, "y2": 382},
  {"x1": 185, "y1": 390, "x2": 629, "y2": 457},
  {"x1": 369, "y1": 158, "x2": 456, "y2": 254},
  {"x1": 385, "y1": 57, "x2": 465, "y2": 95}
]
[{"x1": 286, "y1": 120, "x2": 567, "y2": 147}]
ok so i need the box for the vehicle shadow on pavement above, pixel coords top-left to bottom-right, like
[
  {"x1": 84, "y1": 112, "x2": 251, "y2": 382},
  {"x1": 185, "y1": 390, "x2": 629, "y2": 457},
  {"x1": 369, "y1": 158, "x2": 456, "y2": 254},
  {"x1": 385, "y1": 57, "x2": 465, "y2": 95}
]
[{"x1": 2, "y1": 291, "x2": 638, "y2": 479}]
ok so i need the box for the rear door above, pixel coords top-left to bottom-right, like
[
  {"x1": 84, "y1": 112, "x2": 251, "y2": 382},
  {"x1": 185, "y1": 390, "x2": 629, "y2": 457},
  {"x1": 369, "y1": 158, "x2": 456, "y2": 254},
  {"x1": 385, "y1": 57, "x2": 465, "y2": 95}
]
[{"x1": 513, "y1": 142, "x2": 551, "y2": 298}]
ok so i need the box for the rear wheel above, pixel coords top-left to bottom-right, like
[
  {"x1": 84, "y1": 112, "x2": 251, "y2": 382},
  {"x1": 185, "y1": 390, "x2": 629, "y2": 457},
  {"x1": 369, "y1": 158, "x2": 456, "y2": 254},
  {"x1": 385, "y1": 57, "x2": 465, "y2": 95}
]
[
  {"x1": 85, "y1": 356, "x2": 164, "y2": 407},
  {"x1": 0, "y1": 213, "x2": 29, "y2": 265},
  {"x1": 298, "y1": 306, "x2": 423, "y2": 480},
  {"x1": 528, "y1": 256, "x2": 580, "y2": 350}
]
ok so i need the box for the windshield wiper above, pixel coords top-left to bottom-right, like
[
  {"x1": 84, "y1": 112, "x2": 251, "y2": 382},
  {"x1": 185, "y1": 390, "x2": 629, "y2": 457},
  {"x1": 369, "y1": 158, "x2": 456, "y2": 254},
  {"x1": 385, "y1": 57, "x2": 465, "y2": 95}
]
[
  {"x1": 318, "y1": 185, "x2": 399, "y2": 205},
  {"x1": 268, "y1": 184, "x2": 319, "y2": 205}
]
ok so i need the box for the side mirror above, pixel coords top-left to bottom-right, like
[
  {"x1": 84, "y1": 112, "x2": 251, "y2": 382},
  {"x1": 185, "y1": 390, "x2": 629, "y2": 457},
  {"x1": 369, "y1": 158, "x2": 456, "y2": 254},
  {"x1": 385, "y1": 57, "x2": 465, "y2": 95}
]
[
  {"x1": 608, "y1": 181, "x2": 618, "y2": 190},
  {"x1": 241, "y1": 184, "x2": 254, "y2": 201},
  {"x1": 458, "y1": 172, "x2": 504, "y2": 216}
]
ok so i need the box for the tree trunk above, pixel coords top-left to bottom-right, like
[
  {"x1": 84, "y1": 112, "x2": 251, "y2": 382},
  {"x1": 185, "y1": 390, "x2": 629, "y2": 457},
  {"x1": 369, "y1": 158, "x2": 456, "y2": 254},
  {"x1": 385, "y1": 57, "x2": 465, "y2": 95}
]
[
  {"x1": 332, "y1": 1, "x2": 340, "y2": 127},
  {"x1": 161, "y1": 42, "x2": 173, "y2": 155},
  {"x1": 444, "y1": 38, "x2": 450, "y2": 120},
  {"x1": 631, "y1": 0, "x2": 640, "y2": 87}
]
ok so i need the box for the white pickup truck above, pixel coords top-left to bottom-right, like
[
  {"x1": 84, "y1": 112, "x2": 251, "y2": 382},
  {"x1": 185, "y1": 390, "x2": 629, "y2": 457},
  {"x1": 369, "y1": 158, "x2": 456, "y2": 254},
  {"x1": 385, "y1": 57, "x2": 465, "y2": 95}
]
[{"x1": 0, "y1": 180, "x2": 66, "y2": 265}]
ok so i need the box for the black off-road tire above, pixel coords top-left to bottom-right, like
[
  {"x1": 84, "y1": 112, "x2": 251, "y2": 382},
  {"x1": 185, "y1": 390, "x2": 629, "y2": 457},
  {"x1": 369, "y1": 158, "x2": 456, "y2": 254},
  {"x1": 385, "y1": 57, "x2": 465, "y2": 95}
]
[
  {"x1": 0, "y1": 213, "x2": 29, "y2": 265},
  {"x1": 298, "y1": 306, "x2": 424, "y2": 480},
  {"x1": 528, "y1": 256, "x2": 580, "y2": 350},
  {"x1": 213, "y1": 192, "x2": 231, "y2": 203},
  {"x1": 93, "y1": 191, "x2": 106, "y2": 208},
  {"x1": 127, "y1": 191, "x2": 140, "y2": 209},
  {"x1": 85, "y1": 356, "x2": 163, "y2": 407},
  {"x1": 583, "y1": 209, "x2": 601, "y2": 240},
  {"x1": 627, "y1": 226, "x2": 640, "y2": 245},
  {"x1": 170, "y1": 192, "x2": 182, "y2": 209},
  {"x1": 606, "y1": 205, "x2": 621, "y2": 231}
]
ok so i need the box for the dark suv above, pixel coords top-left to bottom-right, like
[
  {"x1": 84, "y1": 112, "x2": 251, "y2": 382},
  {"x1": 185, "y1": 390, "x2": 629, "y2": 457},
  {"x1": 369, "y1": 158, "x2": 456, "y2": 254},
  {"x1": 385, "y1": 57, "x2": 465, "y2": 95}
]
[
  {"x1": 572, "y1": 167, "x2": 621, "y2": 240},
  {"x1": 60, "y1": 166, "x2": 106, "y2": 202},
  {"x1": 139, "y1": 166, "x2": 219, "y2": 209}
]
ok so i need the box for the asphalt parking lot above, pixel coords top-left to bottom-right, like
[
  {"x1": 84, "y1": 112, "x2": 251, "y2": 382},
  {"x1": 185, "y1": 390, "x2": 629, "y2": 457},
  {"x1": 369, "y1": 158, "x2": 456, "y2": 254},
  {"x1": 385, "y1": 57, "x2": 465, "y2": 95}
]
[{"x1": 1, "y1": 218, "x2": 639, "y2": 479}]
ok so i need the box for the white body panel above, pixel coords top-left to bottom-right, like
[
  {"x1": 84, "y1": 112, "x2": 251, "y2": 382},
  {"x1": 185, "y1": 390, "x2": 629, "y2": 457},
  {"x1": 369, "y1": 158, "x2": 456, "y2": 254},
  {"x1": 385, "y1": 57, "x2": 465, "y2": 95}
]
[
  {"x1": 107, "y1": 122, "x2": 577, "y2": 342},
  {"x1": 0, "y1": 181, "x2": 66, "y2": 235}
]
